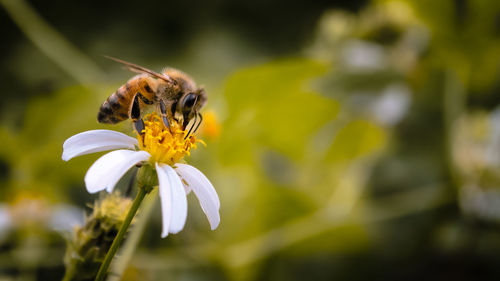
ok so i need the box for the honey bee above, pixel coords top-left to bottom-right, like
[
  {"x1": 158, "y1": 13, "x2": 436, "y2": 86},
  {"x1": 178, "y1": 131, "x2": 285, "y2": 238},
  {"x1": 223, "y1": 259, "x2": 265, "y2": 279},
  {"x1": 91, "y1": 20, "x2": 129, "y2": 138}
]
[{"x1": 98, "y1": 56, "x2": 206, "y2": 136}]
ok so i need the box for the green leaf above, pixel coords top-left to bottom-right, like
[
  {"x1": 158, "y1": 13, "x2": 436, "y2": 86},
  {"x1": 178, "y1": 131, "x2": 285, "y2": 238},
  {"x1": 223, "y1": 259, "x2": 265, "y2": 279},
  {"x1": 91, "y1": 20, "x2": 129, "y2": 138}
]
[
  {"x1": 220, "y1": 58, "x2": 339, "y2": 163},
  {"x1": 325, "y1": 119, "x2": 386, "y2": 163}
]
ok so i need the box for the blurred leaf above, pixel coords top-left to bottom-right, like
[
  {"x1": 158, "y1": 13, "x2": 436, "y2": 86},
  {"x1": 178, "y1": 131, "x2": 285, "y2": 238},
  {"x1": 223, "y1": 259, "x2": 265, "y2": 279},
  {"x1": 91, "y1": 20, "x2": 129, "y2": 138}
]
[
  {"x1": 326, "y1": 119, "x2": 386, "y2": 163},
  {"x1": 406, "y1": 0, "x2": 500, "y2": 91},
  {"x1": 0, "y1": 84, "x2": 127, "y2": 201},
  {"x1": 221, "y1": 58, "x2": 339, "y2": 163}
]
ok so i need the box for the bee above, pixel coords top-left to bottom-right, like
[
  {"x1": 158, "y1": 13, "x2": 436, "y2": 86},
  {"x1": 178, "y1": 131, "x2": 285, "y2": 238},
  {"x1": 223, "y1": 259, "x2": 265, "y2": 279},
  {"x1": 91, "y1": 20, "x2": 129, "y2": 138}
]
[{"x1": 98, "y1": 56, "x2": 206, "y2": 136}]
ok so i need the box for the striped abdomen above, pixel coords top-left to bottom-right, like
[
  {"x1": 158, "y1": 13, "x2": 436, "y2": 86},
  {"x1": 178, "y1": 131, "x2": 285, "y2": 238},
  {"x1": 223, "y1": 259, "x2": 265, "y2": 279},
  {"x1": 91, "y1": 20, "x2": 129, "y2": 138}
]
[{"x1": 97, "y1": 74, "x2": 156, "y2": 124}]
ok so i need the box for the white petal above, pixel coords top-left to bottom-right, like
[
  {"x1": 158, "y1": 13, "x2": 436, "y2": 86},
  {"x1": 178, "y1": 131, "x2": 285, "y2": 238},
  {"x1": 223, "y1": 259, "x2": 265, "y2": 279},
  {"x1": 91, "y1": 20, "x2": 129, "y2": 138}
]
[
  {"x1": 85, "y1": 150, "x2": 150, "y2": 193},
  {"x1": 156, "y1": 163, "x2": 172, "y2": 237},
  {"x1": 175, "y1": 164, "x2": 220, "y2": 230},
  {"x1": 157, "y1": 164, "x2": 188, "y2": 234},
  {"x1": 175, "y1": 164, "x2": 220, "y2": 209},
  {"x1": 62, "y1": 130, "x2": 139, "y2": 161}
]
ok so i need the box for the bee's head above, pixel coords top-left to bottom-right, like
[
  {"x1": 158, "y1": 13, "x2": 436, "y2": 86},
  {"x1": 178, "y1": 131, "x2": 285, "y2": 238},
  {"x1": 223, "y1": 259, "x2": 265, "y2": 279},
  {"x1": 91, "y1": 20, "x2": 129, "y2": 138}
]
[{"x1": 177, "y1": 88, "x2": 206, "y2": 130}]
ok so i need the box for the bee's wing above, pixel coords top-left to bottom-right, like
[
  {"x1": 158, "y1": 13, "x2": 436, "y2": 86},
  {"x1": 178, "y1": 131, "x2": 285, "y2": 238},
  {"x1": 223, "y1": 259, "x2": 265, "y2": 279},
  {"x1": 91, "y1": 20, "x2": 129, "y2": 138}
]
[{"x1": 104, "y1": 55, "x2": 174, "y2": 83}]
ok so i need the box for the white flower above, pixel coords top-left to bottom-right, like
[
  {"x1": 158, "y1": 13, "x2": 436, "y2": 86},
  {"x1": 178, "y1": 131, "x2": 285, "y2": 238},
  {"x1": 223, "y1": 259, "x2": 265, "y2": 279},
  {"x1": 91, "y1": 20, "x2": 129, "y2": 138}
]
[{"x1": 62, "y1": 126, "x2": 220, "y2": 238}]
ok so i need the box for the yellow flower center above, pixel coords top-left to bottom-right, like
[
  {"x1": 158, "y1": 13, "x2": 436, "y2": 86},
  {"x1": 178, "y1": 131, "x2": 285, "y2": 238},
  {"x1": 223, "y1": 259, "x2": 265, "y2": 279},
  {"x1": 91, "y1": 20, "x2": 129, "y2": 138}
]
[{"x1": 138, "y1": 113, "x2": 202, "y2": 165}]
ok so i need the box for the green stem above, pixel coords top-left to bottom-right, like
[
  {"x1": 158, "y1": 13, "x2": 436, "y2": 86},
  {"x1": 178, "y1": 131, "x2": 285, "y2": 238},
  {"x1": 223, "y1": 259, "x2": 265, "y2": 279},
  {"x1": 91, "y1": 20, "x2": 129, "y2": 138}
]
[
  {"x1": 95, "y1": 187, "x2": 148, "y2": 281},
  {"x1": 108, "y1": 188, "x2": 158, "y2": 281},
  {"x1": 61, "y1": 259, "x2": 77, "y2": 281},
  {"x1": 0, "y1": 0, "x2": 103, "y2": 83}
]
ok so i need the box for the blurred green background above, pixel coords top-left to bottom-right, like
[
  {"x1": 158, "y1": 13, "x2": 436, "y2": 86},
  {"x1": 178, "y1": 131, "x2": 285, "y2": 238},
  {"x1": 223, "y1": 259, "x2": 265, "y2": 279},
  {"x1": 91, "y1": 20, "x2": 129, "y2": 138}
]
[{"x1": 2, "y1": 0, "x2": 500, "y2": 280}]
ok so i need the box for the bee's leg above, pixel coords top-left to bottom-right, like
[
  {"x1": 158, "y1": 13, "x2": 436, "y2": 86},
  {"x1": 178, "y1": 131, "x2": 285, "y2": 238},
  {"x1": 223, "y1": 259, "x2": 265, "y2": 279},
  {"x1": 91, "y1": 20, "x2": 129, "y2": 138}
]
[
  {"x1": 159, "y1": 100, "x2": 171, "y2": 130},
  {"x1": 184, "y1": 112, "x2": 198, "y2": 139},
  {"x1": 182, "y1": 111, "x2": 190, "y2": 130},
  {"x1": 131, "y1": 94, "x2": 145, "y2": 134},
  {"x1": 170, "y1": 101, "x2": 179, "y2": 123},
  {"x1": 134, "y1": 119, "x2": 145, "y2": 135}
]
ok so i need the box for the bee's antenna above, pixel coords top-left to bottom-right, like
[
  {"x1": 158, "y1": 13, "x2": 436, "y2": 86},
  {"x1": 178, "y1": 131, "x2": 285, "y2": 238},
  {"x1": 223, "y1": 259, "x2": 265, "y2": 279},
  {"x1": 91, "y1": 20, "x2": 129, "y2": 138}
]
[{"x1": 103, "y1": 55, "x2": 174, "y2": 83}]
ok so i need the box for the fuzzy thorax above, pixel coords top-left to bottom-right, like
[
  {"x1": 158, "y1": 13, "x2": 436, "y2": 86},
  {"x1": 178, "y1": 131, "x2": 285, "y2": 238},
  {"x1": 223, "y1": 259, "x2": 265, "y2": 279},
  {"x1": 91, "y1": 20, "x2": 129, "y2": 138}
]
[{"x1": 138, "y1": 113, "x2": 200, "y2": 165}]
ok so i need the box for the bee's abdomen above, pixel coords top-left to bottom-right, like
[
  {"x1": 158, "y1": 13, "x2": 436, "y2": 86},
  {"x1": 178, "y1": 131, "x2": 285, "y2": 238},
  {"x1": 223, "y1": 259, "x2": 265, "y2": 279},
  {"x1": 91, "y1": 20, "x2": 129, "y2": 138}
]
[{"x1": 97, "y1": 83, "x2": 133, "y2": 124}]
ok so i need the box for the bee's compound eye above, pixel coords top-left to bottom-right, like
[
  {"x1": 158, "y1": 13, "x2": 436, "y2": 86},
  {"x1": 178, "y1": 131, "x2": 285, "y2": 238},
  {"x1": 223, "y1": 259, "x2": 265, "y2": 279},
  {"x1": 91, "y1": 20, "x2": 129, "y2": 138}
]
[{"x1": 182, "y1": 93, "x2": 197, "y2": 109}]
